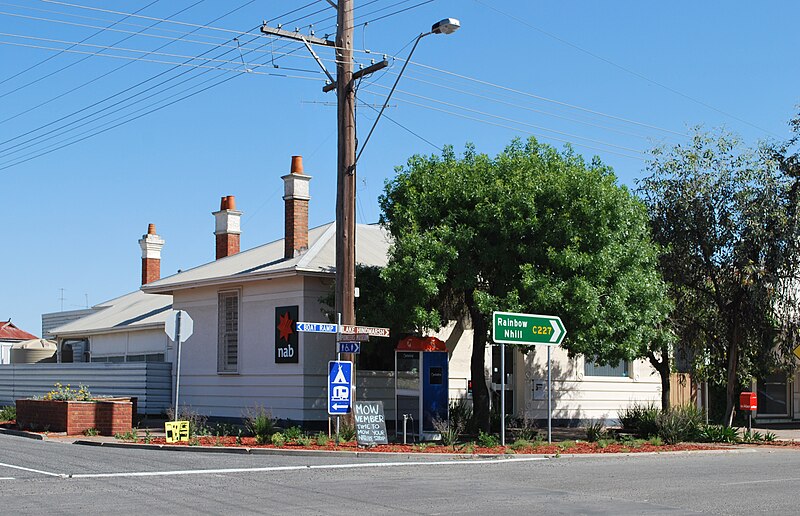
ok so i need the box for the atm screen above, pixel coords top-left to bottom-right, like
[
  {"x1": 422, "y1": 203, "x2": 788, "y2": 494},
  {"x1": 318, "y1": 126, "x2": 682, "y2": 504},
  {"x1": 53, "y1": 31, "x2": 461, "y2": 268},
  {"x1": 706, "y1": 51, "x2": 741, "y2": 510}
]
[{"x1": 429, "y1": 366, "x2": 443, "y2": 385}]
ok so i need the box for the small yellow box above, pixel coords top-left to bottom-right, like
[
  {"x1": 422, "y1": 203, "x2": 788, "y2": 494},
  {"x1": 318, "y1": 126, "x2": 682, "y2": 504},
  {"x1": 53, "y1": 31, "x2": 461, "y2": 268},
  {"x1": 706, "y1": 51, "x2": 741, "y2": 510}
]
[{"x1": 165, "y1": 420, "x2": 190, "y2": 443}]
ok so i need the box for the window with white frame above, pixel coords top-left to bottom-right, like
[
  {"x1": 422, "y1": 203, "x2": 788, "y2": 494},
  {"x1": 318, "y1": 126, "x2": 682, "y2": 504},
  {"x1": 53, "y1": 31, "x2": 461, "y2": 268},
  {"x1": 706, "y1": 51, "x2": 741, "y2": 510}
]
[
  {"x1": 584, "y1": 356, "x2": 630, "y2": 377},
  {"x1": 217, "y1": 290, "x2": 239, "y2": 373}
]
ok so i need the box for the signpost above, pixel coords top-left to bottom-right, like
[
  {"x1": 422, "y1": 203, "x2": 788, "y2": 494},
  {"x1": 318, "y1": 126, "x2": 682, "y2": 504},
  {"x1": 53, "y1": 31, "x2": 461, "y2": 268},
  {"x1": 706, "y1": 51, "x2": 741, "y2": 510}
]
[
  {"x1": 328, "y1": 360, "x2": 353, "y2": 415},
  {"x1": 340, "y1": 325, "x2": 390, "y2": 338},
  {"x1": 296, "y1": 322, "x2": 339, "y2": 333},
  {"x1": 337, "y1": 342, "x2": 361, "y2": 354},
  {"x1": 164, "y1": 310, "x2": 194, "y2": 423},
  {"x1": 492, "y1": 311, "x2": 567, "y2": 445}
]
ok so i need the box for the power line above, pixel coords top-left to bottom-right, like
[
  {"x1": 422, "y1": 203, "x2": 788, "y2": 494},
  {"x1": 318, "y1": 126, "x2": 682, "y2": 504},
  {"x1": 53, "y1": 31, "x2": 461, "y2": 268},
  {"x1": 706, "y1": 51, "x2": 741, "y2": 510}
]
[
  {"x1": 403, "y1": 58, "x2": 689, "y2": 138},
  {"x1": 0, "y1": 1, "x2": 257, "y2": 126},
  {"x1": 362, "y1": 88, "x2": 643, "y2": 160},
  {"x1": 0, "y1": 0, "x2": 161, "y2": 88},
  {"x1": 472, "y1": 0, "x2": 779, "y2": 138},
  {"x1": 367, "y1": 83, "x2": 646, "y2": 155}
]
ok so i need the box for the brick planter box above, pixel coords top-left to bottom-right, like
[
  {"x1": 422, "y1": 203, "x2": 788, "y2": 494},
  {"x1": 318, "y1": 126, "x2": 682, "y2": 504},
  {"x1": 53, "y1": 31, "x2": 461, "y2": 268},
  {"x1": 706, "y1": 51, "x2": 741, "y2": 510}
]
[{"x1": 16, "y1": 399, "x2": 134, "y2": 436}]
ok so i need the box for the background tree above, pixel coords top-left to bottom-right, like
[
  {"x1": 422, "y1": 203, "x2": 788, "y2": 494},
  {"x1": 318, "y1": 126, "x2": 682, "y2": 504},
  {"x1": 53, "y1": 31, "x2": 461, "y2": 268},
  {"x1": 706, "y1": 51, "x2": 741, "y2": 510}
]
[
  {"x1": 380, "y1": 138, "x2": 673, "y2": 431},
  {"x1": 638, "y1": 127, "x2": 800, "y2": 426}
]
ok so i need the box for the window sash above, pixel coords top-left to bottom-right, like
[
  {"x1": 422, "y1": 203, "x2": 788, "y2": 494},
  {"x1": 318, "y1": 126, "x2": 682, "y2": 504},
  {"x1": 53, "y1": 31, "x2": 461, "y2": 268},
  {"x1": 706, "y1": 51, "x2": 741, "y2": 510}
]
[{"x1": 584, "y1": 357, "x2": 629, "y2": 377}]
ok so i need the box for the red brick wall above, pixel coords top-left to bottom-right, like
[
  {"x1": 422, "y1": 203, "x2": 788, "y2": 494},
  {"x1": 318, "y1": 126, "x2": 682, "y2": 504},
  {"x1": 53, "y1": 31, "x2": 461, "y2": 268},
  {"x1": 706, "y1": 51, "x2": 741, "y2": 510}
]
[
  {"x1": 216, "y1": 233, "x2": 240, "y2": 259},
  {"x1": 16, "y1": 399, "x2": 133, "y2": 436},
  {"x1": 285, "y1": 199, "x2": 309, "y2": 258},
  {"x1": 141, "y1": 257, "x2": 160, "y2": 285}
]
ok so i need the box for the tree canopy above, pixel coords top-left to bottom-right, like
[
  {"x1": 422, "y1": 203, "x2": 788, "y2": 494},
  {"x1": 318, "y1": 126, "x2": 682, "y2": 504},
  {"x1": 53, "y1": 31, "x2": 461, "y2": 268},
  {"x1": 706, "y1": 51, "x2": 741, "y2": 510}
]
[
  {"x1": 380, "y1": 138, "x2": 672, "y2": 429},
  {"x1": 638, "y1": 126, "x2": 800, "y2": 425}
]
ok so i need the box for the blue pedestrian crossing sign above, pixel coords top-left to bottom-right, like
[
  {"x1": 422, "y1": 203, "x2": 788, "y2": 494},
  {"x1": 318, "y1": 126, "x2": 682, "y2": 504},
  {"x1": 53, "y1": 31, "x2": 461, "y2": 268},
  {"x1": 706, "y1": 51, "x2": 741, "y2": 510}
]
[{"x1": 328, "y1": 360, "x2": 353, "y2": 415}]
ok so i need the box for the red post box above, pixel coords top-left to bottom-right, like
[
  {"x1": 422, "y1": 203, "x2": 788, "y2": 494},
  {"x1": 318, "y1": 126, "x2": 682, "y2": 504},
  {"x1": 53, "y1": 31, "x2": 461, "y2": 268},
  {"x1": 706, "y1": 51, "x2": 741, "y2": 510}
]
[{"x1": 740, "y1": 391, "x2": 757, "y2": 411}]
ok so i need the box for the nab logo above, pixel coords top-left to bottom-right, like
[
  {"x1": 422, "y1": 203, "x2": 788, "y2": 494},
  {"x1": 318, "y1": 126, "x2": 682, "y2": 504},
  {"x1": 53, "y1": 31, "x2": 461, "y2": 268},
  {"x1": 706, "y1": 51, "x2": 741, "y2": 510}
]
[{"x1": 275, "y1": 306, "x2": 299, "y2": 364}]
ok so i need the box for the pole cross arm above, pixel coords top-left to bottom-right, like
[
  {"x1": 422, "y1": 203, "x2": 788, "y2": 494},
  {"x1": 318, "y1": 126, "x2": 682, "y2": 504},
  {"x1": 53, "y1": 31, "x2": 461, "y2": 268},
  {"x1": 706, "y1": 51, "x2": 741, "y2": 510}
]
[
  {"x1": 260, "y1": 24, "x2": 334, "y2": 46},
  {"x1": 323, "y1": 59, "x2": 388, "y2": 92}
]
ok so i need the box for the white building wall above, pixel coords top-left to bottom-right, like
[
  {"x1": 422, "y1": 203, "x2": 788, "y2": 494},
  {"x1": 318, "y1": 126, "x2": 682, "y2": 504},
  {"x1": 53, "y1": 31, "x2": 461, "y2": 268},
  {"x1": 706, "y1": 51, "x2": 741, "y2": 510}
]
[{"x1": 172, "y1": 276, "x2": 338, "y2": 421}]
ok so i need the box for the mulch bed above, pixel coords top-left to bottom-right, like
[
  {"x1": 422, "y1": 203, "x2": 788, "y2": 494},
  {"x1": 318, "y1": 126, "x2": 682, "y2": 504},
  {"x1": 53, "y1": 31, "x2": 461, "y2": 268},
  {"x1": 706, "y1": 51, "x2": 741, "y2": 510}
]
[{"x1": 132, "y1": 435, "x2": 724, "y2": 454}]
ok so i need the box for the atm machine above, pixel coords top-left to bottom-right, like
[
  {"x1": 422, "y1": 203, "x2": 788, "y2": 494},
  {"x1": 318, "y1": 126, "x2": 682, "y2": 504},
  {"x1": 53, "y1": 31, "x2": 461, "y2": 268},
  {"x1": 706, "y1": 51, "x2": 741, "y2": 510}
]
[{"x1": 395, "y1": 336, "x2": 449, "y2": 441}]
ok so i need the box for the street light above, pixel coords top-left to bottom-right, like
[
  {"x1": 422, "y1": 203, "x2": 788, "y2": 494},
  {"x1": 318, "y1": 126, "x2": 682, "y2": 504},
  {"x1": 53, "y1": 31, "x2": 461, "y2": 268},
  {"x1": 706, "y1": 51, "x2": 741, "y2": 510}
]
[{"x1": 355, "y1": 18, "x2": 461, "y2": 163}]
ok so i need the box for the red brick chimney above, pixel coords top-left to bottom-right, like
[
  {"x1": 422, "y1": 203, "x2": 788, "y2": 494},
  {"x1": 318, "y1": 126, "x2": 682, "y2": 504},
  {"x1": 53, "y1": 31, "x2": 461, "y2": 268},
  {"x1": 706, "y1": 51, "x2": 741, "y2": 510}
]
[
  {"x1": 283, "y1": 155, "x2": 311, "y2": 259},
  {"x1": 139, "y1": 223, "x2": 164, "y2": 285},
  {"x1": 213, "y1": 195, "x2": 242, "y2": 260}
]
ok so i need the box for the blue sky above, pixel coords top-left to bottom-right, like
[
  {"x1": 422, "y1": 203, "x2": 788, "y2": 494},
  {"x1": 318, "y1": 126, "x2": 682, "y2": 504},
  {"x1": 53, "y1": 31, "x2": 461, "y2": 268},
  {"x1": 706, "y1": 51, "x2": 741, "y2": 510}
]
[{"x1": 2, "y1": 1, "x2": 798, "y2": 335}]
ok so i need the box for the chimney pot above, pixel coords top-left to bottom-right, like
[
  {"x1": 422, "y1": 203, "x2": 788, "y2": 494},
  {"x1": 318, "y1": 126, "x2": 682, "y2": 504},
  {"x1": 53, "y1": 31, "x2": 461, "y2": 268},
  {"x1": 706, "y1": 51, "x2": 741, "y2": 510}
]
[
  {"x1": 283, "y1": 156, "x2": 311, "y2": 259},
  {"x1": 291, "y1": 155, "x2": 304, "y2": 174},
  {"x1": 147, "y1": 223, "x2": 156, "y2": 235},
  {"x1": 213, "y1": 195, "x2": 242, "y2": 259}
]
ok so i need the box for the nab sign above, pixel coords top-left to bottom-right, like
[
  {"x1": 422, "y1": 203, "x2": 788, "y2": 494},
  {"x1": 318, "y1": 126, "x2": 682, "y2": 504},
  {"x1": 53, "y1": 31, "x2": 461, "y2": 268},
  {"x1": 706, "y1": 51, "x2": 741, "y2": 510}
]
[
  {"x1": 328, "y1": 360, "x2": 352, "y2": 415},
  {"x1": 275, "y1": 306, "x2": 299, "y2": 363}
]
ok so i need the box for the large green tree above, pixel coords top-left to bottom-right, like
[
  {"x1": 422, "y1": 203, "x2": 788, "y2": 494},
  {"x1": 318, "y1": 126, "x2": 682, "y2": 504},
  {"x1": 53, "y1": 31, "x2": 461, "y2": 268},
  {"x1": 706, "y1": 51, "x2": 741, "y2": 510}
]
[
  {"x1": 379, "y1": 138, "x2": 672, "y2": 431},
  {"x1": 638, "y1": 127, "x2": 800, "y2": 426}
]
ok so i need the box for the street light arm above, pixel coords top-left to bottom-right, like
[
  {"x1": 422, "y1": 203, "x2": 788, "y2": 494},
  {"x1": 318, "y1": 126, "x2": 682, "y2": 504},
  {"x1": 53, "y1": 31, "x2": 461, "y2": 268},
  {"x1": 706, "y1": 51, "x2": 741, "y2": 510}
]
[{"x1": 354, "y1": 32, "x2": 430, "y2": 165}]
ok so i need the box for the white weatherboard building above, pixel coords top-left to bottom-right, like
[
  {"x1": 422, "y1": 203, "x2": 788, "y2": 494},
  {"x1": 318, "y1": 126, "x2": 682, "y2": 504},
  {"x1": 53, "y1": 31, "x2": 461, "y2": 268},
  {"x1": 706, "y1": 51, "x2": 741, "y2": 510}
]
[{"x1": 48, "y1": 155, "x2": 663, "y2": 426}]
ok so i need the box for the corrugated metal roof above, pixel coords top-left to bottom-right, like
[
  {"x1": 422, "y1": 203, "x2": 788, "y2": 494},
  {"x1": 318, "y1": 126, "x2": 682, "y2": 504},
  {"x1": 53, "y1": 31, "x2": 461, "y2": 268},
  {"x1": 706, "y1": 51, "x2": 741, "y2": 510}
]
[
  {"x1": 143, "y1": 222, "x2": 391, "y2": 294},
  {"x1": 50, "y1": 221, "x2": 391, "y2": 336},
  {"x1": 0, "y1": 321, "x2": 38, "y2": 341},
  {"x1": 48, "y1": 290, "x2": 172, "y2": 337}
]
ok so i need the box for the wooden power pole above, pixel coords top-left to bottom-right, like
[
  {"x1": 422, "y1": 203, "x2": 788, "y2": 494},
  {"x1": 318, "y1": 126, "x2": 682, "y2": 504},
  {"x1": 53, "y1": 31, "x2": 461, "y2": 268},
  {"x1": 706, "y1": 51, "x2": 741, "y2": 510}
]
[{"x1": 335, "y1": 0, "x2": 357, "y2": 330}]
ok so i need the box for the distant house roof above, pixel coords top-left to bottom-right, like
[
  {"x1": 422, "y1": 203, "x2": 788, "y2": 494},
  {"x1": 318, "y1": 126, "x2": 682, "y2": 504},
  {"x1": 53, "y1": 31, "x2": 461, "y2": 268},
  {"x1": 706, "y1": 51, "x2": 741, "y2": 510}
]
[
  {"x1": 0, "y1": 321, "x2": 38, "y2": 341},
  {"x1": 48, "y1": 290, "x2": 172, "y2": 338},
  {"x1": 142, "y1": 222, "x2": 391, "y2": 295}
]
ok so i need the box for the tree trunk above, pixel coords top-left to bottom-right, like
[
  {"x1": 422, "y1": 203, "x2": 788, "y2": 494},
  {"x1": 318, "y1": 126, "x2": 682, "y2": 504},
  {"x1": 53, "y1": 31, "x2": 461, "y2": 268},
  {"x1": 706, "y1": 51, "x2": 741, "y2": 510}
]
[
  {"x1": 467, "y1": 297, "x2": 490, "y2": 433},
  {"x1": 649, "y1": 346, "x2": 671, "y2": 411},
  {"x1": 724, "y1": 324, "x2": 740, "y2": 427}
]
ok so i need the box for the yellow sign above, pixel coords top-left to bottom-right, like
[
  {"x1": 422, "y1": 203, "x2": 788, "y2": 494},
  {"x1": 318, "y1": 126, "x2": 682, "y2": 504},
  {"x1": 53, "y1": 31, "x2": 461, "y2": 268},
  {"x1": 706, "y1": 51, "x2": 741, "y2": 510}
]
[
  {"x1": 165, "y1": 420, "x2": 190, "y2": 443},
  {"x1": 793, "y1": 345, "x2": 800, "y2": 361}
]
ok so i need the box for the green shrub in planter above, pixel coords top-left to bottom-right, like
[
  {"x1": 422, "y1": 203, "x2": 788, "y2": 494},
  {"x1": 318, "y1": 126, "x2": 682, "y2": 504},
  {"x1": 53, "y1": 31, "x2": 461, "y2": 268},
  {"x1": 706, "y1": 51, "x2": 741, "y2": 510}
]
[
  {"x1": 245, "y1": 406, "x2": 276, "y2": 444},
  {"x1": 699, "y1": 424, "x2": 739, "y2": 443},
  {"x1": 585, "y1": 420, "x2": 607, "y2": 442},
  {"x1": 656, "y1": 405, "x2": 704, "y2": 444},
  {"x1": 271, "y1": 432, "x2": 286, "y2": 447},
  {"x1": 283, "y1": 425, "x2": 303, "y2": 443},
  {"x1": 0, "y1": 406, "x2": 16, "y2": 421},
  {"x1": 618, "y1": 402, "x2": 660, "y2": 437},
  {"x1": 477, "y1": 430, "x2": 499, "y2": 448}
]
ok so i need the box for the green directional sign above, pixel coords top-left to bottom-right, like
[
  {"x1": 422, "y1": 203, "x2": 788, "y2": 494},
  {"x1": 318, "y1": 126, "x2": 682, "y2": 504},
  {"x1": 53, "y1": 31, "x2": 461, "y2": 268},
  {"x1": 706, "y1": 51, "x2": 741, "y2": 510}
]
[{"x1": 492, "y1": 311, "x2": 566, "y2": 346}]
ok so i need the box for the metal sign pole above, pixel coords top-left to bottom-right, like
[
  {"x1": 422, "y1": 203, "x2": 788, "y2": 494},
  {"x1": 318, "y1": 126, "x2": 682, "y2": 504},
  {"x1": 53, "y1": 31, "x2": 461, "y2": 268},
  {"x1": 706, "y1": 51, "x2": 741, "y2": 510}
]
[
  {"x1": 500, "y1": 343, "x2": 505, "y2": 446},
  {"x1": 547, "y1": 345, "x2": 552, "y2": 444},
  {"x1": 173, "y1": 311, "x2": 182, "y2": 421}
]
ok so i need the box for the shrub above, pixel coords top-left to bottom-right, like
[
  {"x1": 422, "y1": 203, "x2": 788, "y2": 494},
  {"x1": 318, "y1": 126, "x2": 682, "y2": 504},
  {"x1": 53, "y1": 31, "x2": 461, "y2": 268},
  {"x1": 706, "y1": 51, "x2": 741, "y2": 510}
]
[
  {"x1": 510, "y1": 439, "x2": 532, "y2": 451},
  {"x1": 83, "y1": 427, "x2": 99, "y2": 436},
  {"x1": 477, "y1": 430, "x2": 499, "y2": 448},
  {"x1": 432, "y1": 415, "x2": 463, "y2": 447},
  {"x1": 114, "y1": 429, "x2": 137, "y2": 441},
  {"x1": 557, "y1": 440, "x2": 576, "y2": 451},
  {"x1": 763, "y1": 431, "x2": 777, "y2": 442},
  {"x1": 647, "y1": 436, "x2": 663, "y2": 446},
  {"x1": 509, "y1": 415, "x2": 540, "y2": 441},
  {"x1": 271, "y1": 432, "x2": 286, "y2": 447},
  {"x1": 740, "y1": 429, "x2": 775, "y2": 443},
  {"x1": 618, "y1": 402, "x2": 660, "y2": 437},
  {"x1": 283, "y1": 426, "x2": 303, "y2": 443},
  {"x1": 315, "y1": 431, "x2": 330, "y2": 446},
  {"x1": 585, "y1": 420, "x2": 607, "y2": 442},
  {"x1": 449, "y1": 398, "x2": 475, "y2": 435},
  {"x1": 296, "y1": 435, "x2": 311, "y2": 447},
  {"x1": 0, "y1": 405, "x2": 16, "y2": 421},
  {"x1": 338, "y1": 420, "x2": 356, "y2": 442},
  {"x1": 166, "y1": 406, "x2": 209, "y2": 438},
  {"x1": 39, "y1": 383, "x2": 92, "y2": 401},
  {"x1": 244, "y1": 406, "x2": 276, "y2": 444},
  {"x1": 596, "y1": 438, "x2": 615, "y2": 449},
  {"x1": 656, "y1": 405, "x2": 704, "y2": 444},
  {"x1": 699, "y1": 424, "x2": 739, "y2": 443}
]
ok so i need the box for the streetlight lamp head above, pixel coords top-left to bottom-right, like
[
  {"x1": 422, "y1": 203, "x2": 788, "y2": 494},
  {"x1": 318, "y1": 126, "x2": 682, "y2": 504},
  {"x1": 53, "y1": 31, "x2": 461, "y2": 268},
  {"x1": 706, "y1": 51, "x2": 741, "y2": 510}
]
[{"x1": 431, "y1": 18, "x2": 460, "y2": 35}]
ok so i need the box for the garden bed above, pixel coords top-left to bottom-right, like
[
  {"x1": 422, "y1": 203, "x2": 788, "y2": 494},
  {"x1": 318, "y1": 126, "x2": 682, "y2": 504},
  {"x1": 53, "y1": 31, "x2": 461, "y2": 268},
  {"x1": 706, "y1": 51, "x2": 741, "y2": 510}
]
[{"x1": 121, "y1": 435, "x2": 725, "y2": 455}]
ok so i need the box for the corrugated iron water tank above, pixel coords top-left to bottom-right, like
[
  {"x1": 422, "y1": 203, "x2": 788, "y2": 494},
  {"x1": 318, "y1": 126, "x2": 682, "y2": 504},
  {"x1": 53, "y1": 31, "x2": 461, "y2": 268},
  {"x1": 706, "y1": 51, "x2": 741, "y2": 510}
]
[{"x1": 10, "y1": 339, "x2": 57, "y2": 364}]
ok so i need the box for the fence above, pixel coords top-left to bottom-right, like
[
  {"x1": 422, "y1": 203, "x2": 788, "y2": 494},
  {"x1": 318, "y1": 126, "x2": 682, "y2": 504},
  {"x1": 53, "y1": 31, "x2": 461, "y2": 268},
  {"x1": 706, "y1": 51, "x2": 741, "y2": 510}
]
[
  {"x1": 0, "y1": 362, "x2": 172, "y2": 414},
  {"x1": 670, "y1": 372, "x2": 697, "y2": 407}
]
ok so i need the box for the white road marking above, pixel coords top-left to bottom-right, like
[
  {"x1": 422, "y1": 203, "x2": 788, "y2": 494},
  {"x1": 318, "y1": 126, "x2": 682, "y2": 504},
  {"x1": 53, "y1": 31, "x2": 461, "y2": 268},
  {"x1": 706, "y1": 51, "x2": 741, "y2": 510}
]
[
  {"x1": 69, "y1": 457, "x2": 548, "y2": 479},
  {"x1": 0, "y1": 462, "x2": 64, "y2": 478},
  {"x1": 0, "y1": 477, "x2": 15, "y2": 480},
  {"x1": 722, "y1": 477, "x2": 800, "y2": 486}
]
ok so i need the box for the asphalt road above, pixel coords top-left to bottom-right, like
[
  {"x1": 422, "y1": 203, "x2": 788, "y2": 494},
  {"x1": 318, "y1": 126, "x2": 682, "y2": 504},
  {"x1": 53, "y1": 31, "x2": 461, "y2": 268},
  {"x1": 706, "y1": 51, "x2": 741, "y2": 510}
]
[{"x1": 1, "y1": 434, "x2": 798, "y2": 515}]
